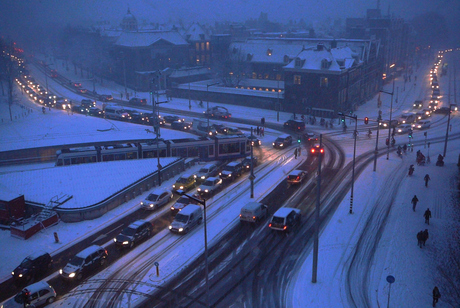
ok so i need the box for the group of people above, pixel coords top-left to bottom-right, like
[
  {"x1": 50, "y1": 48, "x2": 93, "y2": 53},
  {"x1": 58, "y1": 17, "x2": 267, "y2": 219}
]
[
  {"x1": 255, "y1": 126, "x2": 264, "y2": 136},
  {"x1": 416, "y1": 229, "x2": 429, "y2": 248}
]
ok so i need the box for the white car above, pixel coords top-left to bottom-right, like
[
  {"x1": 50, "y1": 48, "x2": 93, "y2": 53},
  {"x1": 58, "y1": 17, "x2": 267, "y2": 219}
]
[
  {"x1": 141, "y1": 189, "x2": 173, "y2": 210},
  {"x1": 413, "y1": 120, "x2": 431, "y2": 130},
  {"x1": 396, "y1": 124, "x2": 412, "y2": 134}
]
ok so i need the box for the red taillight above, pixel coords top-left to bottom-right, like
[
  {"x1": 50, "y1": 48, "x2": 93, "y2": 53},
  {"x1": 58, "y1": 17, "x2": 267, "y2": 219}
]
[
  {"x1": 239, "y1": 214, "x2": 242, "y2": 217},
  {"x1": 320, "y1": 149, "x2": 324, "y2": 153},
  {"x1": 311, "y1": 148, "x2": 315, "y2": 153},
  {"x1": 253, "y1": 216, "x2": 256, "y2": 220},
  {"x1": 283, "y1": 226, "x2": 287, "y2": 230},
  {"x1": 296, "y1": 176, "x2": 300, "y2": 181},
  {"x1": 269, "y1": 223, "x2": 272, "y2": 227}
]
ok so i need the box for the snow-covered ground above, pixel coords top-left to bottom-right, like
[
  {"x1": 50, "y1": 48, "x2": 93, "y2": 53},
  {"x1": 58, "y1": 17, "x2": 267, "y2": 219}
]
[{"x1": 1, "y1": 51, "x2": 459, "y2": 307}]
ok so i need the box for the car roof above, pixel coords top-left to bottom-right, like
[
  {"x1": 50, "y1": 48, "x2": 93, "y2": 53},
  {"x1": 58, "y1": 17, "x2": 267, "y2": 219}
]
[
  {"x1": 289, "y1": 170, "x2": 306, "y2": 176},
  {"x1": 205, "y1": 176, "x2": 219, "y2": 182},
  {"x1": 273, "y1": 207, "x2": 300, "y2": 217},
  {"x1": 277, "y1": 134, "x2": 292, "y2": 138},
  {"x1": 150, "y1": 188, "x2": 171, "y2": 195},
  {"x1": 177, "y1": 204, "x2": 201, "y2": 215},
  {"x1": 178, "y1": 173, "x2": 194, "y2": 179},
  {"x1": 227, "y1": 161, "x2": 240, "y2": 166},
  {"x1": 128, "y1": 220, "x2": 150, "y2": 229},
  {"x1": 202, "y1": 163, "x2": 216, "y2": 168},
  {"x1": 26, "y1": 251, "x2": 50, "y2": 259},
  {"x1": 22, "y1": 281, "x2": 52, "y2": 293},
  {"x1": 241, "y1": 202, "x2": 264, "y2": 211},
  {"x1": 76, "y1": 245, "x2": 104, "y2": 258}
]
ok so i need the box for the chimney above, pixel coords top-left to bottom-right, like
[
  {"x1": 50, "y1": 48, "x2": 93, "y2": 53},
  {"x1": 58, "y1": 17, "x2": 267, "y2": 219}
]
[{"x1": 317, "y1": 43, "x2": 324, "y2": 51}]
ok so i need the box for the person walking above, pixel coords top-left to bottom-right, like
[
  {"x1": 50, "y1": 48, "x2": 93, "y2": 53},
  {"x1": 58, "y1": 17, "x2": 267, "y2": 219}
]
[
  {"x1": 298, "y1": 146, "x2": 302, "y2": 156},
  {"x1": 422, "y1": 229, "x2": 429, "y2": 246},
  {"x1": 411, "y1": 195, "x2": 419, "y2": 212},
  {"x1": 424, "y1": 174, "x2": 431, "y2": 187},
  {"x1": 294, "y1": 148, "x2": 298, "y2": 159},
  {"x1": 432, "y1": 286, "x2": 441, "y2": 307},
  {"x1": 417, "y1": 231, "x2": 423, "y2": 248},
  {"x1": 424, "y1": 208, "x2": 432, "y2": 225},
  {"x1": 256, "y1": 126, "x2": 260, "y2": 136}
]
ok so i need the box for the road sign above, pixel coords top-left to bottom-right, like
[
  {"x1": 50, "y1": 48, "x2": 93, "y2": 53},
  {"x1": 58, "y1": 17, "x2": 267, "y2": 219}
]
[{"x1": 386, "y1": 275, "x2": 395, "y2": 283}]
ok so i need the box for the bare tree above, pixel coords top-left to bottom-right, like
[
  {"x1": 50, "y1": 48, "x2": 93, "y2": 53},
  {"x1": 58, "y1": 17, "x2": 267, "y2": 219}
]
[
  {"x1": 0, "y1": 37, "x2": 16, "y2": 121},
  {"x1": 212, "y1": 47, "x2": 250, "y2": 87}
]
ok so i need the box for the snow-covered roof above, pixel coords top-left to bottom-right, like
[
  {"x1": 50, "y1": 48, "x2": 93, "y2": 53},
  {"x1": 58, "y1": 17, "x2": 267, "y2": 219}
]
[
  {"x1": 0, "y1": 184, "x2": 23, "y2": 202},
  {"x1": 184, "y1": 23, "x2": 210, "y2": 41},
  {"x1": 115, "y1": 31, "x2": 188, "y2": 47}
]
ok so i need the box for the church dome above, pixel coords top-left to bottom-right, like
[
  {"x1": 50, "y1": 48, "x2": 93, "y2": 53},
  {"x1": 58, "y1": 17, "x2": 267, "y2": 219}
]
[{"x1": 121, "y1": 8, "x2": 138, "y2": 31}]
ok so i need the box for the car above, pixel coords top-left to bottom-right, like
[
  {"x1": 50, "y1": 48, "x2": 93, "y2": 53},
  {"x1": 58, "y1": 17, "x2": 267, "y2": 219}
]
[
  {"x1": 272, "y1": 134, "x2": 293, "y2": 149},
  {"x1": 81, "y1": 99, "x2": 96, "y2": 108},
  {"x1": 431, "y1": 81, "x2": 439, "y2": 89},
  {"x1": 396, "y1": 124, "x2": 412, "y2": 134},
  {"x1": 283, "y1": 119, "x2": 306, "y2": 132},
  {"x1": 434, "y1": 107, "x2": 451, "y2": 114},
  {"x1": 204, "y1": 106, "x2": 231, "y2": 119},
  {"x1": 287, "y1": 170, "x2": 307, "y2": 184},
  {"x1": 129, "y1": 97, "x2": 147, "y2": 106},
  {"x1": 59, "y1": 245, "x2": 108, "y2": 281},
  {"x1": 239, "y1": 202, "x2": 268, "y2": 224},
  {"x1": 12, "y1": 252, "x2": 52, "y2": 283},
  {"x1": 310, "y1": 143, "x2": 324, "y2": 155},
  {"x1": 219, "y1": 161, "x2": 243, "y2": 181},
  {"x1": 172, "y1": 173, "x2": 196, "y2": 192},
  {"x1": 212, "y1": 124, "x2": 228, "y2": 134},
  {"x1": 413, "y1": 100, "x2": 423, "y2": 109},
  {"x1": 305, "y1": 132, "x2": 318, "y2": 144},
  {"x1": 2, "y1": 281, "x2": 57, "y2": 307},
  {"x1": 141, "y1": 189, "x2": 173, "y2": 210},
  {"x1": 451, "y1": 104, "x2": 458, "y2": 111},
  {"x1": 147, "y1": 113, "x2": 165, "y2": 126},
  {"x1": 113, "y1": 220, "x2": 153, "y2": 249},
  {"x1": 170, "y1": 196, "x2": 200, "y2": 215},
  {"x1": 422, "y1": 108, "x2": 432, "y2": 117},
  {"x1": 225, "y1": 127, "x2": 243, "y2": 135},
  {"x1": 55, "y1": 97, "x2": 71, "y2": 110},
  {"x1": 247, "y1": 134, "x2": 261, "y2": 147},
  {"x1": 163, "y1": 115, "x2": 185, "y2": 123},
  {"x1": 125, "y1": 109, "x2": 143, "y2": 123},
  {"x1": 268, "y1": 207, "x2": 301, "y2": 232},
  {"x1": 428, "y1": 102, "x2": 438, "y2": 110},
  {"x1": 412, "y1": 120, "x2": 431, "y2": 129},
  {"x1": 77, "y1": 88, "x2": 88, "y2": 94},
  {"x1": 98, "y1": 94, "x2": 113, "y2": 101},
  {"x1": 71, "y1": 105, "x2": 88, "y2": 114},
  {"x1": 37, "y1": 88, "x2": 48, "y2": 96},
  {"x1": 73, "y1": 82, "x2": 82, "y2": 88},
  {"x1": 171, "y1": 121, "x2": 191, "y2": 131},
  {"x1": 398, "y1": 113, "x2": 416, "y2": 124},
  {"x1": 88, "y1": 107, "x2": 103, "y2": 117},
  {"x1": 242, "y1": 156, "x2": 258, "y2": 171},
  {"x1": 379, "y1": 119, "x2": 398, "y2": 128},
  {"x1": 194, "y1": 163, "x2": 219, "y2": 182},
  {"x1": 432, "y1": 89, "x2": 441, "y2": 96},
  {"x1": 197, "y1": 177, "x2": 223, "y2": 196}
]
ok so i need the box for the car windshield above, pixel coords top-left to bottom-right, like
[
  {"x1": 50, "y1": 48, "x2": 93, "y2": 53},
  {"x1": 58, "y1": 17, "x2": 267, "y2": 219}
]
[
  {"x1": 275, "y1": 138, "x2": 284, "y2": 142},
  {"x1": 146, "y1": 194, "x2": 159, "y2": 201},
  {"x1": 176, "y1": 177, "x2": 189, "y2": 184},
  {"x1": 175, "y1": 214, "x2": 189, "y2": 223},
  {"x1": 272, "y1": 216, "x2": 285, "y2": 224},
  {"x1": 177, "y1": 197, "x2": 190, "y2": 204},
  {"x1": 223, "y1": 166, "x2": 236, "y2": 172},
  {"x1": 121, "y1": 227, "x2": 136, "y2": 236},
  {"x1": 69, "y1": 256, "x2": 85, "y2": 267},
  {"x1": 19, "y1": 257, "x2": 33, "y2": 268},
  {"x1": 199, "y1": 168, "x2": 209, "y2": 173},
  {"x1": 14, "y1": 293, "x2": 26, "y2": 304},
  {"x1": 202, "y1": 180, "x2": 214, "y2": 186}
]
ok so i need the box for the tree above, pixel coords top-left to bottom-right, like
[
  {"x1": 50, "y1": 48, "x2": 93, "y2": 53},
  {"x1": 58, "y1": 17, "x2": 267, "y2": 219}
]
[
  {"x1": 212, "y1": 46, "x2": 250, "y2": 88},
  {"x1": 0, "y1": 37, "x2": 17, "y2": 121}
]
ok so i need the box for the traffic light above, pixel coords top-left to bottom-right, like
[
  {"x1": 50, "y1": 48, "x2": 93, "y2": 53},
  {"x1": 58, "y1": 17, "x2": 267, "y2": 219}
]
[
  {"x1": 341, "y1": 116, "x2": 345, "y2": 123},
  {"x1": 409, "y1": 129, "x2": 413, "y2": 138},
  {"x1": 297, "y1": 135, "x2": 301, "y2": 143},
  {"x1": 364, "y1": 117, "x2": 369, "y2": 125}
]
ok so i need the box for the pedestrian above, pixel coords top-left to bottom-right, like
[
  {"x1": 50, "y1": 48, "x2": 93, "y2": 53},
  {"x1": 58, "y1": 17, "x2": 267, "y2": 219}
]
[
  {"x1": 411, "y1": 195, "x2": 419, "y2": 212},
  {"x1": 417, "y1": 231, "x2": 423, "y2": 248},
  {"x1": 298, "y1": 147, "x2": 302, "y2": 156},
  {"x1": 256, "y1": 126, "x2": 260, "y2": 136},
  {"x1": 294, "y1": 148, "x2": 298, "y2": 159},
  {"x1": 424, "y1": 208, "x2": 432, "y2": 225},
  {"x1": 260, "y1": 127, "x2": 264, "y2": 136},
  {"x1": 424, "y1": 174, "x2": 431, "y2": 187},
  {"x1": 432, "y1": 286, "x2": 441, "y2": 307},
  {"x1": 422, "y1": 229, "x2": 429, "y2": 246}
]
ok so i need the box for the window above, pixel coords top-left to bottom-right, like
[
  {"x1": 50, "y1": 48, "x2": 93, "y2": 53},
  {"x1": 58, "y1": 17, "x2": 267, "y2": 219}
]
[
  {"x1": 321, "y1": 59, "x2": 331, "y2": 69},
  {"x1": 195, "y1": 43, "x2": 199, "y2": 51},
  {"x1": 284, "y1": 55, "x2": 290, "y2": 63},
  {"x1": 320, "y1": 77, "x2": 328, "y2": 87},
  {"x1": 201, "y1": 42, "x2": 205, "y2": 51},
  {"x1": 206, "y1": 42, "x2": 210, "y2": 50},
  {"x1": 252, "y1": 72, "x2": 257, "y2": 79},
  {"x1": 295, "y1": 58, "x2": 302, "y2": 68},
  {"x1": 39, "y1": 289, "x2": 50, "y2": 296},
  {"x1": 267, "y1": 48, "x2": 273, "y2": 56},
  {"x1": 294, "y1": 75, "x2": 301, "y2": 85}
]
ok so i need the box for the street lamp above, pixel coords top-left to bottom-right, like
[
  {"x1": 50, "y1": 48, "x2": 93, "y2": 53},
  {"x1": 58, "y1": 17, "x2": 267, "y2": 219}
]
[
  {"x1": 250, "y1": 127, "x2": 255, "y2": 198},
  {"x1": 338, "y1": 112, "x2": 357, "y2": 214},
  {"x1": 43, "y1": 62, "x2": 53, "y2": 94},
  {"x1": 206, "y1": 82, "x2": 219, "y2": 130},
  {"x1": 176, "y1": 192, "x2": 209, "y2": 308},
  {"x1": 120, "y1": 51, "x2": 127, "y2": 99},
  {"x1": 151, "y1": 73, "x2": 167, "y2": 186},
  {"x1": 273, "y1": 69, "x2": 281, "y2": 122},
  {"x1": 380, "y1": 79, "x2": 395, "y2": 160}
]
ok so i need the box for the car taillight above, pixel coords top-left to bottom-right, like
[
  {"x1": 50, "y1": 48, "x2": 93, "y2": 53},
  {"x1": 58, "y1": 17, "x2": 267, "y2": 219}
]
[
  {"x1": 253, "y1": 216, "x2": 256, "y2": 220},
  {"x1": 311, "y1": 148, "x2": 315, "y2": 153},
  {"x1": 283, "y1": 226, "x2": 287, "y2": 230},
  {"x1": 269, "y1": 223, "x2": 272, "y2": 227},
  {"x1": 296, "y1": 176, "x2": 300, "y2": 181}
]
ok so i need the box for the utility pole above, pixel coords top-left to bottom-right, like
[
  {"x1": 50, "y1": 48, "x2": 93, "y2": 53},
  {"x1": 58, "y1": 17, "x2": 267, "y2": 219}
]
[{"x1": 312, "y1": 134, "x2": 322, "y2": 283}]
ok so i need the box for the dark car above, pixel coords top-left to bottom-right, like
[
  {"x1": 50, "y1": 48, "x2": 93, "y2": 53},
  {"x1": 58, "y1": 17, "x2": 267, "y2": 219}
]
[
  {"x1": 269, "y1": 208, "x2": 301, "y2": 233},
  {"x1": 213, "y1": 124, "x2": 228, "y2": 134},
  {"x1": 310, "y1": 143, "x2": 324, "y2": 156},
  {"x1": 98, "y1": 94, "x2": 113, "y2": 102},
  {"x1": 77, "y1": 88, "x2": 88, "y2": 94},
  {"x1": 305, "y1": 133, "x2": 318, "y2": 144},
  {"x1": 55, "y1": 97, "x2": 71, "y2": 110},
  {"x1": 242, "y1": 156, "x2": 258, "y2": 171},
  {"x1": 287, "y1": 170, "x2": 307, "y2": 184},
  {"x1": 273, "y1": 134, "x2": 293, "y2": 149},
  {"x1": 283, "y1": 119, "x2": 306, "y2": 132},
  {"x1": 72, "y1": 105, "x2": 88, "y2": 114},
  {"x1": 171, "y1": 120, "x2": 191, "y2": 131},
  {"x1": 88, "y1": 107, "x2": 104, "y2": 117},
  {"x1": 164, "y1": 115, "x2": 185, "y2": 123},
  {"x1": 125, "y1": 109, "x2": 143, "y2": 123},
  {"x1": 204, "y1": 106, "x2": 231, "y2": 119},
  {"x1": 247, "y1": 134, "x2": 261, "y2": 147},
  {"x1": 219, "y1": 161, "x2": 243, "y2": 181},
  {"x1": 129, "y1": 97, "x2": 147, "y2": 106},
  {"x1": 413, "y1": 100, "x2": 423, "y2": 109},
  {"x1": 81, "y1": 99, "x2": 96, "y2": 108},
  {"x1": 12, "y1": 252, "x2": 52, "y2": 283},
  {"x1": 60, "y1": 245, "x2": 108, "y2": 281},
  {"x1": 434, "y1": 107, "x2": 451, "y2": 114},
  {"x1": 113, "y1": 220, "x2": 153, "y2": 249}
]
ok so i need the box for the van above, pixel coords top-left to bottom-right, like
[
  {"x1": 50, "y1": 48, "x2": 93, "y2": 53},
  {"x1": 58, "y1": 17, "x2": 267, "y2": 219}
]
[
  {"x1": 269, "y1": 207, "x2": 301, "y2": 232},
  {"x1": 104, "y1": 106, "x2": 129, "y2": 121},
  {"x1": 239, "y1": 202, "x2": 268, "y2": 224},
  {"x1": 1, "y1": 281, "x2": 57, "y2": 307},
  {"x1": 272, "y1": 134, "x2": 293, "y2": 149},
  {"x1": 169, "y1": 204, "x2": 203, "y2": 234}
]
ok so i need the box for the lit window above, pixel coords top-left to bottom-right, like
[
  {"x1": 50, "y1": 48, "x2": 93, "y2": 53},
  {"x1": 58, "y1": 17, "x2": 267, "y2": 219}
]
[
  {"x1": 320, "y1": 77, "x2": 328, "y2": 87},
  {"x1": 294, "y1": 75, "x2": 301, "y2": 85}
]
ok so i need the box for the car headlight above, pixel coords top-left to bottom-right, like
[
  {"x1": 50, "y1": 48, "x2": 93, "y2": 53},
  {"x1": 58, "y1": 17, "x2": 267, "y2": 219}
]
[
  {"x1": 180, "y1": 186, "x2": 184, "y2": 190},
  {"x1": 205, "y1": 189, "x2": 209, "y2": 193},
  {"x1": 69, "y1": 272, "x2": 76, "y2": 278},
  {"x1": 169, "y1": 225, "x2": 172, "y2": 230},
  {"x1": 171, "y1": 207, "x2": 175, "y2": 210},
  {"x1": 149, "y1": 204, "x2": 154, "y2": 208},
  {"x1": 11, "y1": 271, "x2": 14, "y2": 276},
  {"x1": 18, "y1": 274, "x2": 23, "y2": 278},
  {"x1": 172, "y1": 185, "x2": 176, "y2": 188},
  {"x1": 280, "y1": 143, "x2": 284, "y2": 147},
  {"x1": 201, "y1": 176, "x2": 205, "y2": 179},
  {"x1": 272, "y1": 143, "x2": 275, "y2": 146},
  {"x1": 197, "y1": 188, "x2": 201, "y2": 192},
  {"x1": 140, "y1": 201, "x2": 144, "y2": 205},
  {"x1": 59, "y1": 269, "x2": 63, "y2": 274},
  {"x1": 122, "y1": 241, "x2": 129, "y2": 245},
  {"x1": 113, "y1": 238, "x2": 117, "y2": 242},
  {"x1": 178, "y1": 228, "x2": 184, "y2": 232}
]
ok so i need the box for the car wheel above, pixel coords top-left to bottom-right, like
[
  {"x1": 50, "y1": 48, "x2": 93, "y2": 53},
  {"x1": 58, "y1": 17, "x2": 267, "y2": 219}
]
[
  {"x1": 47, "y1": 297, "x2": 56, "y2": 304},
  {"x1": 100, "y1": 258, "x2": 106, "y2": 266},
  {"x1": 77, "y1": 273, "x2": 83, "y2": 280},
  {"x1": 198, "y1": 217, "x2": 203, "y2": 225},
  {"x1": 129, "y1": 241, "x2": 134, "y2": 248}
]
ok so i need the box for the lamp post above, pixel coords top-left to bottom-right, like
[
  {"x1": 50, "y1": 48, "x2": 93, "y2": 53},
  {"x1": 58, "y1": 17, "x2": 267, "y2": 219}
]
[
  {"x1": 188, "y1": 69, "x2": 191, "y2": 110},
  {"x1": 43, "y1": 62, "x2": 53, "y2": 94},
  {"x1": 206, "y1": 82, "x2": 219, "y2": 130},
  {"x1": 151, "y1": 73, "x2": 167, "y2": 186},
  {"x1": 373, "y1": 116, "x2": 381, "y2": 172},
  {"x1": 177, "y1": 192, "x2": 209, "y2": 308},
  {"x1": 338, "y1": 112, "x2": 357, "y2": 214},
  {"x1": 250, "y1": 127, "x2": 255, "y2": 198},
  {"x1": 273, "y1": 69, "x2": 281, "y2": 122},
  {"x1": 380, "y1": 79, "x2": 395, "y2": 160},
  {"x1": 121, "y1": 51, "x2": 127, "y2": 99}
]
